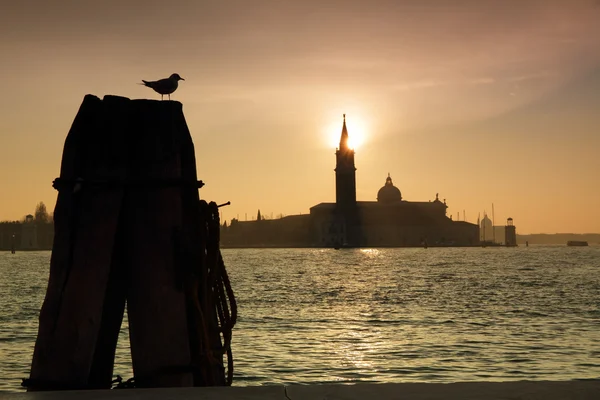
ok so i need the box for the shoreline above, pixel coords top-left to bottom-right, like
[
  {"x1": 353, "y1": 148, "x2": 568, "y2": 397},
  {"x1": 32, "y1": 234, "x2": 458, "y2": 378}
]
[{"x1": 220, "y1": 243, "x2": 510, "y2": 249}]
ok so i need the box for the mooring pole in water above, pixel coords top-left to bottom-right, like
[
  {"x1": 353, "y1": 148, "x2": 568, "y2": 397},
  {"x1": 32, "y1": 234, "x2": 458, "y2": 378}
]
[{"x1": 25, "y1": 95, "x2": 232, "y2": 391}]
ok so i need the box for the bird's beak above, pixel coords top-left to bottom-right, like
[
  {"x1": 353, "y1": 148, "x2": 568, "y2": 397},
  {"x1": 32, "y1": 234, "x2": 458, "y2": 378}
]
[{"x1": 181, "y1": 77, "x2": 185, "y2": 81}]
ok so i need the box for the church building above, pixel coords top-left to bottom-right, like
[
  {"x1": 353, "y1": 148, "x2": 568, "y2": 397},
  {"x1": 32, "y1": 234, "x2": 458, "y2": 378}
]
[
  {"x1": 308, "y1": 115, "x2": 479, "y2": 247},
  {"x1": 222, "y1": 115, "x2": 480, "y2": 248}
]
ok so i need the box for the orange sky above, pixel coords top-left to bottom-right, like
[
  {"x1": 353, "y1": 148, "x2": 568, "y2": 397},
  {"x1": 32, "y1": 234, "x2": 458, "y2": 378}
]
[{"x1": 1, "y1": 0, "x2": 600, "y2": 234}]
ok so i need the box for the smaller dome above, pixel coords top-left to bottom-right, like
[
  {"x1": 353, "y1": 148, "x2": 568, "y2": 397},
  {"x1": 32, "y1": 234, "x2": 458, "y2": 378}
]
[{"x1": 377, "y1": 174, "x2": 402, "y2": 203}]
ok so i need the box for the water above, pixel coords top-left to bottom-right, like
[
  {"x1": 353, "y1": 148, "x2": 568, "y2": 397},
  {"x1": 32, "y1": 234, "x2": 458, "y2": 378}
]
[{"x1": 1, "y1": 246, "x2": 600, "y2": 392}]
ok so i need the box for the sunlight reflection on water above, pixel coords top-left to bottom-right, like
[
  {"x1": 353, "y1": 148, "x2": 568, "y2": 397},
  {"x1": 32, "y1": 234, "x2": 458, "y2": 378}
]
[{"x1": 1, "y1": 246, "x2": 600, "y2": 392}]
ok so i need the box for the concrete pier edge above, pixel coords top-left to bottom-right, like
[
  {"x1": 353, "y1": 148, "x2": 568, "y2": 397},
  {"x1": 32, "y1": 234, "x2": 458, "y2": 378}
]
[{"x1": 1, "y1": 380, "x2": 599, "y2": 399}]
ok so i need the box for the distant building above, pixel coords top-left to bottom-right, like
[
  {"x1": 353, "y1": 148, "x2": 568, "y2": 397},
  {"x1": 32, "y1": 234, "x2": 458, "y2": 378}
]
[
  {"x1": 478, "y1": 214, "x2": 518, "y2": 247},
  {"x1": 0, "y1": 216, "x2": 54, "y2": 251},
  {"x1": 222, "y1": 115, "x2": 480, "y2": 247},
  {"x1": 21, "y1": 214, "x2": 38, "y2": 249},
  {"x1": 480, "y1": 214, "x2": 493, "y2": 242},
  {"x1": 222, "y1": 212, "x2": 311, "y2": 247},
  {"x1": 505, "y1": 218, "x2": 517, "y2": 246}
]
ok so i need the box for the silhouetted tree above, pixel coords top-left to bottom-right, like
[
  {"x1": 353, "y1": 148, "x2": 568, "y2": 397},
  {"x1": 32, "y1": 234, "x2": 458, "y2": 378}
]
[
  {"x1": 257, "y1": 209, "x2": 262, "y2": 221},
  {"x1": 35, "y1": 202, "x2": 49, "y2": 223}
]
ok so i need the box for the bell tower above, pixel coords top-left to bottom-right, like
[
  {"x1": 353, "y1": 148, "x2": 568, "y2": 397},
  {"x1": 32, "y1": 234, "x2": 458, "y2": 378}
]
[{"x1": 335, "y1": 114, "x2": 357, "y2": 208}]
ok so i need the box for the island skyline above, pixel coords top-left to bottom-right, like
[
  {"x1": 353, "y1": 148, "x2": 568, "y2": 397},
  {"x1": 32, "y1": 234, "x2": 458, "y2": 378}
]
[{"x1": 1, "y1": 0, "x2": 600, "y2": 234}]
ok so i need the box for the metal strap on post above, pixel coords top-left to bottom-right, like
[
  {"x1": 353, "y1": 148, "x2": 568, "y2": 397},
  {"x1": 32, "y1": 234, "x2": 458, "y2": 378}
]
[{"x1": 52, "y1": 177, "x2": 205, "y2": 192}]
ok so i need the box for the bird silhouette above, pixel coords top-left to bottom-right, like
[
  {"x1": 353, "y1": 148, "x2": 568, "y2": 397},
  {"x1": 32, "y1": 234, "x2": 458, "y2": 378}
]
[{"x1": 140, "y1": 73, "x2": 185, "y2": 100}]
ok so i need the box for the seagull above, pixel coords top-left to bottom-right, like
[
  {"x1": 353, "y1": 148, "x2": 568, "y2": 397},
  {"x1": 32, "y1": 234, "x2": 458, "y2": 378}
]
[{"x1": 140, "y1": 73, "x2": 185, "y2": 100}]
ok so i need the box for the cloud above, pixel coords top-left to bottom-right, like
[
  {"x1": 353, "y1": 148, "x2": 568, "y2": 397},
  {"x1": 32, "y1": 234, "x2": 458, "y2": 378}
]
[
  {"x1": 469, "y1": 78, "x2": 496, "y2": 85},
  {"x1": 392, "y1": 80, "x2": 447, "y2": 91},
  {"x1": 391, "y1": 71, "x2": 555, "y2": 93},
  {"x1": 507, "y1": 70, "x2": 558, "y2": 82}
]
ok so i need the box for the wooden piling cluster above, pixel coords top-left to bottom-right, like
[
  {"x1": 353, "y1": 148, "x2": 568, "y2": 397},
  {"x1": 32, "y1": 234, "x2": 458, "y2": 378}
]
[{"x1": 25, "y1": 95, "x2": 236, "y2": 391}]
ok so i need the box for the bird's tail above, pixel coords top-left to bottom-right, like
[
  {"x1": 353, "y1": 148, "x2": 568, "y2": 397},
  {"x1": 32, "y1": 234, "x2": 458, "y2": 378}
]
[{"x1": 139, "y1": 80, "x2": 150, "y2": 86}]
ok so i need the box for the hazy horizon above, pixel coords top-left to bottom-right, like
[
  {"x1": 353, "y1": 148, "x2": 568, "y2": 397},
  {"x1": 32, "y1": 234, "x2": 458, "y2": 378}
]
[{"x1": 1, "y1": 0, "x2": 600, "y2": 234}]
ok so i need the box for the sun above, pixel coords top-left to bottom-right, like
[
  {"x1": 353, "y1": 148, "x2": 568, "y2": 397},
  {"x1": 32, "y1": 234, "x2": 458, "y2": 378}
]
[{"x1": 325, "y1": 114, "x2": 368, "y2": 150}]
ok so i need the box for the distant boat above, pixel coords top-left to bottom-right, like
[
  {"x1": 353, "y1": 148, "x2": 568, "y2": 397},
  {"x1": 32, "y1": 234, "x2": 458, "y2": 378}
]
[{"x1": 567, "y1": 241, "x2": 588, "y2": 247}]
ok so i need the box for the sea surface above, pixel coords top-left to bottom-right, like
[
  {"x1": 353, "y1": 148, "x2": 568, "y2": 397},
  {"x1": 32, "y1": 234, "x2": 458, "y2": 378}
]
[{"x1": 1, "y1": 246, "x2": 600, "y2": 392}]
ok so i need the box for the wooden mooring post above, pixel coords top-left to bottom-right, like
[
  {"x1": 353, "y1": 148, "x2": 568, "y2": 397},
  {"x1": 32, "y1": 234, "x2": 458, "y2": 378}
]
[{"x1": 25, "y1": 95, "x2": 236, "y2": 391}]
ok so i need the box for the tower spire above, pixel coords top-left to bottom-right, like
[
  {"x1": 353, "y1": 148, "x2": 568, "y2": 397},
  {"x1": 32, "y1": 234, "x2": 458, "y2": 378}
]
[
  {"x1": 335, "y1": 113, "x2": 357, "y2": 208},
  {"x1": 339, "y1": 114, "x2": 349, "y2": 150}
]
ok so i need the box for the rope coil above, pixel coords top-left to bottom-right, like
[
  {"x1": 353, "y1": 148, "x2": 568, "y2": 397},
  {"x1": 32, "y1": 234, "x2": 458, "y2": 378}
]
[{"x1": 190, "y1": 200, "x2": 237, "y2": 386}]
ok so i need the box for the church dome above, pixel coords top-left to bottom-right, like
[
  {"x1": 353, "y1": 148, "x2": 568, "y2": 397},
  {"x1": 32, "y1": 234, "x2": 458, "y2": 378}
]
[{"x1": 377, "y1": 174, "x2": 402, "y2": 203}]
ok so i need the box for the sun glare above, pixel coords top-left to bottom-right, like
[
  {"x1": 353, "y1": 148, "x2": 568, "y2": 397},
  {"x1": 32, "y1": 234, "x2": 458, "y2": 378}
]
[{"x1": 324, "y1": 114, "x2": 368, "y2": 150}]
